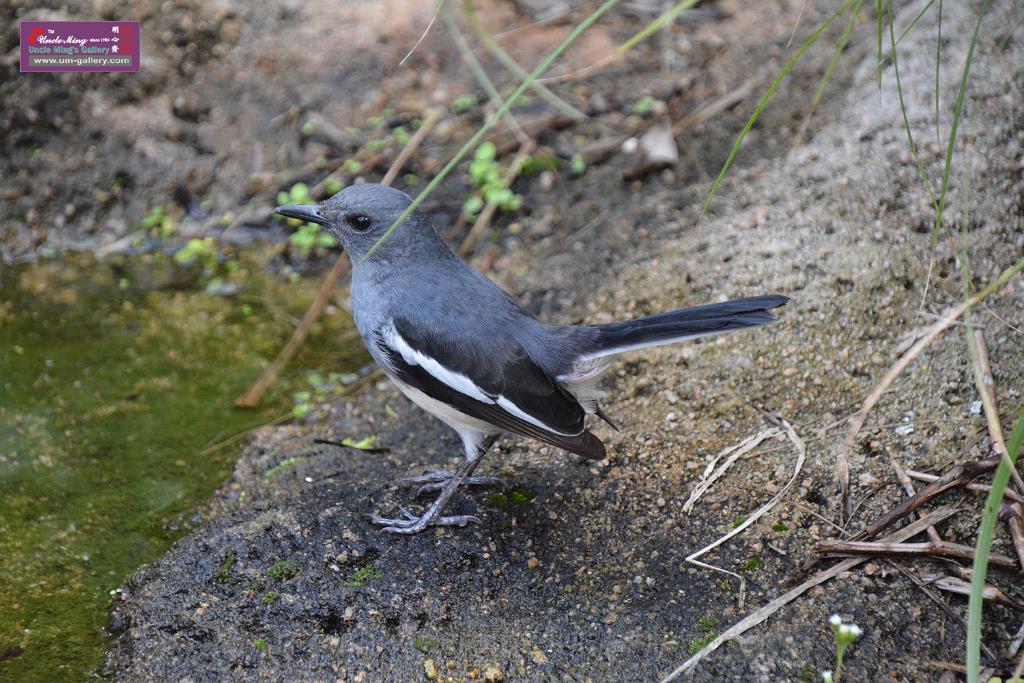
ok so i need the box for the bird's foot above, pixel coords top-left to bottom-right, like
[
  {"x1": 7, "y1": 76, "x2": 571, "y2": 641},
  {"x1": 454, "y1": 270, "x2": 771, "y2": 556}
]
[
  {"x1": 397, "y1": 470, "x2": 504, "y2": 497},
  {"x1": 369, "y1": 507, "x2": 480, "y2": 534}
]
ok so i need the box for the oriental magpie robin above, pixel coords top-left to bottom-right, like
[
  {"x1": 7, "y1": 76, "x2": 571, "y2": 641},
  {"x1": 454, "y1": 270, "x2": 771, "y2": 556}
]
[{"x1": 276, "y1": 184, "x2": 788, "y2": 533}]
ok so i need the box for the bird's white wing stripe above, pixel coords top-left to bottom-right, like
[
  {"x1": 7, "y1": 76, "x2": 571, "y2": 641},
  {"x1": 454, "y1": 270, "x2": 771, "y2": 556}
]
[
  {"x1": 382, "y1": 321, "x2": 580, "y2": 437},
  {"x1": 382, "y1": 323, "x2": 491, "y2": 403},
  {"x1": 496, "y1": 396, "x2": 581, "y2": 436}
]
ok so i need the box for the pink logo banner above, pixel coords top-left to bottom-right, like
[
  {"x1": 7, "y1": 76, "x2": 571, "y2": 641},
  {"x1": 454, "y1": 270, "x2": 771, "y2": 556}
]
[{"x1": 20, "y1": 20, "x2": 140, "y2": 73}]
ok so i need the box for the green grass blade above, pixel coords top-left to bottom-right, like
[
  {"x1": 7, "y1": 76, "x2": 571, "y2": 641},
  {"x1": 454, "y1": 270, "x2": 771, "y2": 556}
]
[
  {"x1": 996, "y1": 7, "x2": 1024, "y2": 51},
  {"x1": 869, "y1": 0, "x2": 938, "y2": 70},
  {"x1": 935, "y1": 0, "x2": 943, "y2": 149},
  {"x1": 617, "y1": 0, "x2": 700, "y2": 53},
  {"x1": 700, "y1": 0, "x2": 854, "y2": 220},
  {"x1": 876, "y1": 0, "x2": 883, "y2": 88},
  {"x1": 364, "y1": 0, "x2": 621, "y2": 260},
  {"x1": 934, "y1": 0, "x2": 991, "y2": 240},
  {"x1": 886, "y1": 0, "x2": 939, "y2": 213},
  {"x1": 893, "y1": 0, "x2": 936, "y2": 50},
  {"x1": 440, "y1": 2, "x2": 525, "y2": 138},
  {"x1": 966, "y1": 408, "x2": 1024, "y2": 682},
  {"x1": 460, "y1": 0, "x2": 588, "y2": 121},
  {"x1": 798, "y1": 0, "x2": 862, "y2": 140}
]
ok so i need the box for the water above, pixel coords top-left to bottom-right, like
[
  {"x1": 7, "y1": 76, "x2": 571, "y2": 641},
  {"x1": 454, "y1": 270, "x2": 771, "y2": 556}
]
[{"x1": 0, "y1": 252, "x2": 367, "y2": 681}]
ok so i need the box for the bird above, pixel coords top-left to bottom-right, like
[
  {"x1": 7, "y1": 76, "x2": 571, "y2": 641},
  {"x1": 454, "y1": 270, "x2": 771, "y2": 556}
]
[{"x1": 275, "y1": 184, "x2": 788, "y2": 534}]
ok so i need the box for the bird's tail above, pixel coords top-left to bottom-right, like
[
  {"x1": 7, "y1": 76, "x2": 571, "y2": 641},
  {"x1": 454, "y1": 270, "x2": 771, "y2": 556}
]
[{"x1": 576, "y1": 295, "x2": 789, "y2": 363}]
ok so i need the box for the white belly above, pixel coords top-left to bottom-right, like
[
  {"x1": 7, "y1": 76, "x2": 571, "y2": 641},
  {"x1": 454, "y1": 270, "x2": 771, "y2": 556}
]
[{"x1": 390, "y1": 378, "x2": 501, "y2": 442}]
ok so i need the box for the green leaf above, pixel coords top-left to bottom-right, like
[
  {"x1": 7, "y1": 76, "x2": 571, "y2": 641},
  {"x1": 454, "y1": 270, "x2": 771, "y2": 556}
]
[
  {"x1": 451, "y1": 93, "x2": 478, "y2": 113},
  {"x1": 341, "y1": 436, "x2": 378, "y2": 450},
  {"x1": 475, "y1": 141, "x2": 497, "y2": 161},
  {"x1": 570, "y1": 153, "x2": 586, "y2": 175},
  {"x1": 633, "y1": 95, "x2": 657, "y2": 115}
]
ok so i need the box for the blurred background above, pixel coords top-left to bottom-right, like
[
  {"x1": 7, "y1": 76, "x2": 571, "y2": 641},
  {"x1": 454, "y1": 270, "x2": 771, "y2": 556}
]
[{"x1": 2, "y1": 1, "x2": 1022, "y2": 681}]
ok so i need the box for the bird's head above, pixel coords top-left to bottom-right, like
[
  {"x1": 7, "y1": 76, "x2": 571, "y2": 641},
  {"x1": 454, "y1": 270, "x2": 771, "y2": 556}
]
[{"x1": 274, "y1": 183, "x2": 440, "y2": 264}]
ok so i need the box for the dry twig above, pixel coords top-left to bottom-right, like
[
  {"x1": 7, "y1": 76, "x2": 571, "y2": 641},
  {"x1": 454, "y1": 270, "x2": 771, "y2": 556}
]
[
  {"x1": 929, "y1": 661, "x2": 997, "y2": 680},
  {"x1": 891, "y1": 456, "x2": 941, "y2": 543},
  {"x1": 1001, "y1": 502, "x2": 1024, "y2": 571},
  {"x1": 671, "y1": 79, "x2": 758, "y2": 135},
  {"x1": 682, "y1": 428, "x2": 781, "y2": 513},
  {"x1": 661, "y1": 507, "x2": 960, "y2": 681},
  {"x1": 916, "y1": 573, "x2": 1024, "y2": 611},
  {"x1": 813, "y1": 539, "x2": 1019, "y2": 571},
  {"x1": 834, "y1": 256, "x2": 1024, "y2": 519},
  {"x1": 971, "y1": 328, "x2": 1024, "y2": 494},
  {"x1": 851, "y1": 459, "x2": 997, "y2": 541},
  {"x1": 683, "y1": 420, "x2": 803, "y2": 606},
  {"x1": 382, "y1": 108, "x2": 445, "y2": 186},
  {"x1": 905, "y1": 469, "x2": 1024, "y2": 504}
]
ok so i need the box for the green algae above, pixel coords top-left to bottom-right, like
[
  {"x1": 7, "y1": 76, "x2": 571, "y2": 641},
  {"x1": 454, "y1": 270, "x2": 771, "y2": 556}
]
[{"x1": 0, "y1": 252, "x2": 367, "y2": 681}]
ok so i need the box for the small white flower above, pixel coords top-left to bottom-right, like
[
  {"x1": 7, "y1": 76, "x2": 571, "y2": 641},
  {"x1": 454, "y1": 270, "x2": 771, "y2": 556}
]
[
  {"x1": 821, "y1": 671, "x2": 834, "y2": 683},
  {"x1": 848, "y1": 624, "x2": 863, "y2": 638},
  {"x1": 829, "y1": 614, "x2": 842, "y2": 626}
]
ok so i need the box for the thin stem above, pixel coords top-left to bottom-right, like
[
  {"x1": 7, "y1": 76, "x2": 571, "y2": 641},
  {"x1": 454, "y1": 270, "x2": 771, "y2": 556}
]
[
  {"x1": 460, "y1": 0, "x2": 588, "y2": 121},
  {"x1": 875, "y1": 0, "x2": 883, "y2": 88},
  {"x1": 440, "y1": 2, "x2": 526, "y2": 141},
  {"x1": 617, "y1": 0, "x2": 700, "y2": 53},
  {"x1": 935, "y1": 0, "x2": 943, "y2": 150},
  {"x1": 796, "y1": 0, "x2": 862, "y2": 143},
  {"x1": 934, "y1": 0, "x2": 991, "y2": 240},
  {"x1": 700, "y1": 0, "x2": 855, "y2": 219},
  {"x1": 887, "y1": 0, "x2": 939, "y2": 212}
]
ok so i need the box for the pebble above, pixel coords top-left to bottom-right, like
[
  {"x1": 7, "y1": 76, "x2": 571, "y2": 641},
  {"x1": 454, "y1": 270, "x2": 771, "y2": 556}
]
[
  {"x1": 529, "y1": 646, "x2": 549, "y2": 665},
  {"x1": 482, "y1": 664, "x2": 505, "y2": 681},
  {"x1": 424, "y1": 659, "x2": 438, "y2": 680}
]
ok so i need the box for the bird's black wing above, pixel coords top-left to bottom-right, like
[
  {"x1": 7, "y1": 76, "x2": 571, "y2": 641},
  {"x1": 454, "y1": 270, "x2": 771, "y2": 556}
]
[{"x1": 375, "y1": 317, "x2": 605, "y2": 460}]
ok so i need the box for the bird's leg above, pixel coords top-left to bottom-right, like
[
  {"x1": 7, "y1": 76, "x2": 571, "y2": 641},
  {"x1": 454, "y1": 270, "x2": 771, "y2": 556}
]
[
  {"x1": 395, "y1": 434, "x2": 504, "y2": 496},
  {"x1": 397, "y1": 461, "x2": 504, "y2": 497},
  {"x1": 371, "y1": 437, "x2": 494, "y2": 534}
]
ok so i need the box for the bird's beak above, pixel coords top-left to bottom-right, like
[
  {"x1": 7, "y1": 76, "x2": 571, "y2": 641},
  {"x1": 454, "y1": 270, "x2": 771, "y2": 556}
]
[{"x1": 274, "y1": 204, "x2": 328, "y2": 226}]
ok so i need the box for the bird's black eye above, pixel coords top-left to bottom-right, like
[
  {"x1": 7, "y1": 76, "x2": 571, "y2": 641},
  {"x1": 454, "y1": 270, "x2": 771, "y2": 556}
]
[{"x1": 346, "y1": 214, "x2": 372, "y2": 231}]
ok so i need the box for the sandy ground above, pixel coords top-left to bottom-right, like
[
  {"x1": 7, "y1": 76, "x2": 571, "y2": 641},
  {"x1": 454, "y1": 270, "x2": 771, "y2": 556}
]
[{"x1": 6, "y1": 0, "x2": 1024, "y2": 680}]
